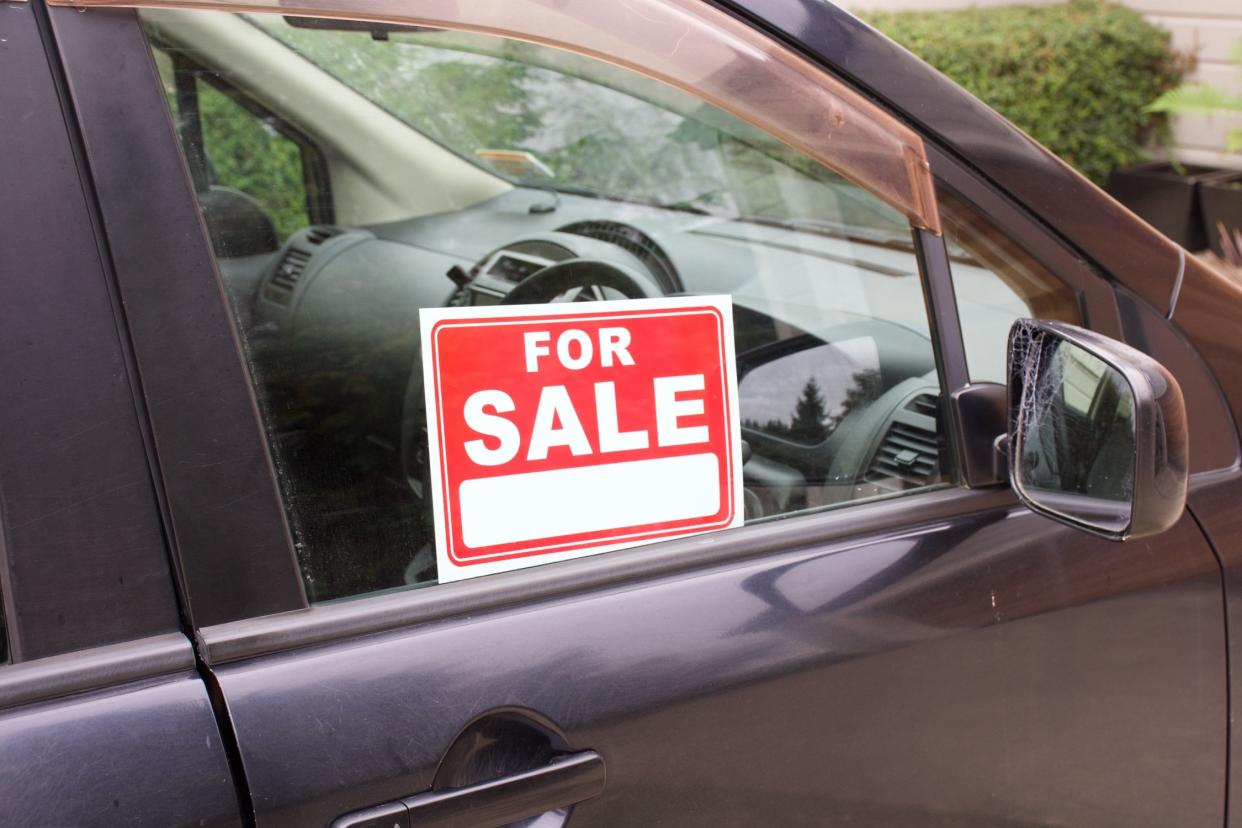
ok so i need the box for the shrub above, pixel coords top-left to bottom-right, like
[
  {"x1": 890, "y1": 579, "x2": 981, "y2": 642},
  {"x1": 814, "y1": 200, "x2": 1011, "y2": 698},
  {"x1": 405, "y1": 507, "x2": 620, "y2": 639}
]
[{"x1": 863, "y1": 0, "x2": 1184, "y2": 184}]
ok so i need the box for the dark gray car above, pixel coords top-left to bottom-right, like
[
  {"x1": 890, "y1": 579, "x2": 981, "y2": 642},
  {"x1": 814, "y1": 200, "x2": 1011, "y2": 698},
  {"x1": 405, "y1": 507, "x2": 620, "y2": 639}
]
[{"x1": 2, "y1": 0, "x2": 1240, "y2": 825}]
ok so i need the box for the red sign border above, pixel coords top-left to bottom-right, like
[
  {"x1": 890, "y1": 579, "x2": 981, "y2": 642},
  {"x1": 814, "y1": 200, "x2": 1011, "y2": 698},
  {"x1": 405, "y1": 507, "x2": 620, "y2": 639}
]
[{"x1": 426, "y1": 303, "x2": 738, "y2": 568}]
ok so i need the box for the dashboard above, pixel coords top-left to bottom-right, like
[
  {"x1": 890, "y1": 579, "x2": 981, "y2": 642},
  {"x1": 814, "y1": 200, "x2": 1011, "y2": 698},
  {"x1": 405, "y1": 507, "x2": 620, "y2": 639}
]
[{"x1": 216, "y1": 186, "x2": 951, "y2": 589}]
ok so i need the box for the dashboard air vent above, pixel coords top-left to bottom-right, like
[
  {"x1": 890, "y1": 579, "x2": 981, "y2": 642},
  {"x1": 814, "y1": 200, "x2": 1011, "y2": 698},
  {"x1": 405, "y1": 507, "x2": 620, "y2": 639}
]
[
  {"x1": 906, "y1": 394, "x2": 939, "y2": 419},
  {"x1": 866, "y1": 394, "x2": 944, "y2": 489},
  {"x1": 305, "y1": 225, "x2": 343, "y2": 246},
  {"x1": 269, "y1": 247, "x2": 312, "y2": 294},
  {"x1": 557, "y1": 220, "x2": 679, "y2": 291}
]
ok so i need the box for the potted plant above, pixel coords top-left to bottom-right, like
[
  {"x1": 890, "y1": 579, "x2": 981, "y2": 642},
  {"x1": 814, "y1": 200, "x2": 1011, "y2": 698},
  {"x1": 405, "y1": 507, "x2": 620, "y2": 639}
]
[
  {"x1": 1146, "y1": 38, "x2": 1242, "y2": 256},
  {"x1": 1199, "y1": 173, "x2": 1242, "y2": 258},
  {"x1": 1107, "y1": 160, "x2": 1223, "y2": 250}
]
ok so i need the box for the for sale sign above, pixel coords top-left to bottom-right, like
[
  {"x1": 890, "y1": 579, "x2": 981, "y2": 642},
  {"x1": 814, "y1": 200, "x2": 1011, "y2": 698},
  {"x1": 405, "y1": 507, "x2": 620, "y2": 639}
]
[{"x1": 420, "y1": 296, "x2": 742, "y2": 582}]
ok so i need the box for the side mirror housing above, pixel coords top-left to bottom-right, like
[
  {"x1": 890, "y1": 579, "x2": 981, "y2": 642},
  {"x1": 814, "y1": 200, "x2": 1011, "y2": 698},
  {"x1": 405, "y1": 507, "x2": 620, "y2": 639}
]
[{"x1": 1006, "y1": 319, "x2": 1188, "y2": 540}]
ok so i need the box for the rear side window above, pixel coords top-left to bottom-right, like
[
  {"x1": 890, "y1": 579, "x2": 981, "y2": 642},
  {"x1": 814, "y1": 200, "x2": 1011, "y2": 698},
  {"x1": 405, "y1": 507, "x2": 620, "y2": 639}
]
[
  {"x1": 140, "y1": 9, "x2": 953, "y2": 601},
  {"x1": 151, "y1": 46, "x2": 320, "y2": 252},
  {"x1": 196, "y1": 81, "x2": 310, "y2": 241}
]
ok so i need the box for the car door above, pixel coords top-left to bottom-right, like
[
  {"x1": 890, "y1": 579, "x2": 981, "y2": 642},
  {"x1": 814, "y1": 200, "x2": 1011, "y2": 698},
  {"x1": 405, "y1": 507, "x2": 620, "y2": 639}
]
[
  {"x1": 0, "y1": 3, "x2": 241, "y2": 825},
  {"x1": 45, "y1": 0, "x2": 1229, "y2": 825},
  {"x1": 727, "y1": 5, "x2": 1242, "y2": 823}
]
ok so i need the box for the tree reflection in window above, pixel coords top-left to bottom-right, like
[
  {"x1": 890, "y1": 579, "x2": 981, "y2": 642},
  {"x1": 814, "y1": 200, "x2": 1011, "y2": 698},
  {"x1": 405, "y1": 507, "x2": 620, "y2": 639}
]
[{"x1": 740, "y1": 336, "x2": 883, "y2": 446}]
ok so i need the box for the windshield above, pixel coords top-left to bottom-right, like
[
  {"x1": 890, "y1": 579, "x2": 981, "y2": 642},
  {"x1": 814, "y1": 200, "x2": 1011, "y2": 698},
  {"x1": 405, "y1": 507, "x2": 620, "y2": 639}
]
[{"x1": 251, "y1": 16, "x2": 910, "y2": 236}]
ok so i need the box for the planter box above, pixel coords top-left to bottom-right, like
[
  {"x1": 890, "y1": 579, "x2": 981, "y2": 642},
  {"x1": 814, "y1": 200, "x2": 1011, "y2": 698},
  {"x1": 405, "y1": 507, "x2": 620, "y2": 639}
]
[
  {"x1": 1108, "y1": 161, "x2": 1223, "y2": 250},
  {"x1": 1199, "y1": 172, "x2": 1242, "y2": 259}
]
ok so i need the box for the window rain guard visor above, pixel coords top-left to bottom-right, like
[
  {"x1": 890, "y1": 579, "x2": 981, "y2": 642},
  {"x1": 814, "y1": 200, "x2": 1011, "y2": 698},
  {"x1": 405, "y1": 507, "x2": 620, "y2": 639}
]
[{"x1": 54, "y1": 0, "x2": 941, "y2": 233}]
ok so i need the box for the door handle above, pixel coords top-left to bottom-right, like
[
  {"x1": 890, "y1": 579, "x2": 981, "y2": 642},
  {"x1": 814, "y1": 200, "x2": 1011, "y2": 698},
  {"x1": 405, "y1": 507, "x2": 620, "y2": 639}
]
[
  {"x1": 405, "y1": 750, "x2": 604, "y2": 827},
  {"x1": 331, "y1": 751, "x2": 606, "y2": 828}
]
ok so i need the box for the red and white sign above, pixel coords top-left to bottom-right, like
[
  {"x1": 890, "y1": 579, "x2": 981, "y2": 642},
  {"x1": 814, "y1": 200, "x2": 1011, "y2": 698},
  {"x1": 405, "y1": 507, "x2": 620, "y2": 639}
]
[{"x1": 420, "y1": 296, "x2": 742, "y2": 582}]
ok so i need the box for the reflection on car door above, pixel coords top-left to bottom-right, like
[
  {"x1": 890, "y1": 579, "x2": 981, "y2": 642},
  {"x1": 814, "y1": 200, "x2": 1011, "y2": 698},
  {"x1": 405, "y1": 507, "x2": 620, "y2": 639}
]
[{"x1": 202, "y1": 500, "x2": 1224, "y2": 826}]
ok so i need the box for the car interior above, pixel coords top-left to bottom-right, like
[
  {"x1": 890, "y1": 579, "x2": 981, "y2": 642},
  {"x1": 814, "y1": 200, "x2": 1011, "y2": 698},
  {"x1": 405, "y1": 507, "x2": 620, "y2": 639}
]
[{"x1": 140, "y1": 8, "x2": 1074, "y2": 600}]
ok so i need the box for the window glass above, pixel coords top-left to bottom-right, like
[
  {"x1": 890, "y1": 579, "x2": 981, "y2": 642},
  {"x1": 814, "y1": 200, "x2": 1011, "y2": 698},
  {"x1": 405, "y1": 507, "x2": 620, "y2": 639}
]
[
  {"x1": 152, "y1": 46, "x2": 311, "y2": 247},
  {"x1": 740, "y1": 338, "x2": 881, "y2": 446},
  {"x1": 198, "y1": 83, "x2": 309, "y2": 241},
  {"x1": 252, "y1": 19, "x2": 914, "y2": 236},
  {"x1": 142, "y1": 11, "x2": 952, "y2": 601},
  {"x1": 938, "y1": 186, "x2": 1080, "y2": 384}
]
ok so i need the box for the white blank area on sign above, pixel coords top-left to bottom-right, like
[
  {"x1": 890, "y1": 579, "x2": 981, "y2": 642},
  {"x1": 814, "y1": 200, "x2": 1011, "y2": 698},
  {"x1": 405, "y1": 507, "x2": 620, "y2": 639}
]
[{"x1": 458, "y1": 453, "x2": 722, "y2": 550}]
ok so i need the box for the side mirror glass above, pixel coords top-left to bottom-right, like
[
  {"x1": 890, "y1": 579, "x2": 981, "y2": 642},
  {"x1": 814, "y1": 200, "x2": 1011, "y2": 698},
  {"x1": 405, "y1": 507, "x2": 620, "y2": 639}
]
[{"x1": 1007, "y1": 320, "x2": 1188, "y2": 540}]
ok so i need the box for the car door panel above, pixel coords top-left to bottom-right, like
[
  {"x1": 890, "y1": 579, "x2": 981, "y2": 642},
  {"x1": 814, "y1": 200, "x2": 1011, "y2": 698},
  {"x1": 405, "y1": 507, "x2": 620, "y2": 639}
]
[
  {"x1": 0, "y1": 6, "x2": 244, "y2": 826},
  {"x1": 209, "y1": 497, "x2": 1222, "y2": 826},
  {"x1": 0, "y1": 639, "x2": 240, "y2": 828},
  {"x1": 1186, "y1": 475, "x2": 1242, "y2": 828}
]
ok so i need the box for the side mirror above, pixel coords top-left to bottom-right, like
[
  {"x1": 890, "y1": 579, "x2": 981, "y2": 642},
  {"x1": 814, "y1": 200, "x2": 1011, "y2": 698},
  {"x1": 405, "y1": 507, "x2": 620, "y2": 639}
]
[{"x1": 1006, "y1": 319, "x2": 1188, "y2": 540}]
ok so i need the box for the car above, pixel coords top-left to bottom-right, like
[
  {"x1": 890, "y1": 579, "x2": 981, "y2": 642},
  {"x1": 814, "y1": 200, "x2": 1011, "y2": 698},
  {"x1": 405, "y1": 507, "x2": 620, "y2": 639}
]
[{"x1": 2, "y1": 0, "x2": 1240, "y2": 824}]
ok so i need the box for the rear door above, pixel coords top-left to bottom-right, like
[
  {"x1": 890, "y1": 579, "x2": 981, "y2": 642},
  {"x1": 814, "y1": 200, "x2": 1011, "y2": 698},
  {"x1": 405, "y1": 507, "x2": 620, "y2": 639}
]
[
  {"x1": 0, "y1": 3, "x2": 239, "y2": 825},
  {"x1": 48, "y1": 0, "x2": 1229, "y2": 825}
]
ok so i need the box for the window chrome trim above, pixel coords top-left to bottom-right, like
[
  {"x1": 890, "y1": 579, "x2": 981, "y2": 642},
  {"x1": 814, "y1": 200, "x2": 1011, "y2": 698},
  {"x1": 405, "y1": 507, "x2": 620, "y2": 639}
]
[{"x1": 49, "y1": 0, "x2": 941, "y2": 233}]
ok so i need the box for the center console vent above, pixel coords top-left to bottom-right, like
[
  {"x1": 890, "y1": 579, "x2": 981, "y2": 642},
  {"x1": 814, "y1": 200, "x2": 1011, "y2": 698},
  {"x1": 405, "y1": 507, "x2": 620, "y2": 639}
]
[
  {"x1": 305, "y1": 225, "x2": 344, "y2": 246},
  {"x1": 267, "y1": 246, "x2": 312, "y2": 299},
  {"x1": 866, "y1": 393, "x2": 945, "y2": 489}
]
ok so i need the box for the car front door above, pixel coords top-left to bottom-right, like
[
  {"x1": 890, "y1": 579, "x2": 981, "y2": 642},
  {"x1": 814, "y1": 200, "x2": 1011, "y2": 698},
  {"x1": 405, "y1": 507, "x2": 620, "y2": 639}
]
[{"x1": 46, "y1": 0, "x2": 1229, "y2": 825}]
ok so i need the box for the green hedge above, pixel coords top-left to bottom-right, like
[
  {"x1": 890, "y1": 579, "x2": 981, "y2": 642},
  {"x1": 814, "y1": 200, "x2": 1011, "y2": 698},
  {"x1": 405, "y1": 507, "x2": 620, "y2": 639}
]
[{"x1": 864, "y1": 0, "x2": 1183, "y2": 184}]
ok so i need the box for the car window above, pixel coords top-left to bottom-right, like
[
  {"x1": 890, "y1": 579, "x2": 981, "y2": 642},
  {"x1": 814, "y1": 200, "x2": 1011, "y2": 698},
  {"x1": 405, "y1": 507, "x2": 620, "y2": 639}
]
[
  {"x1": 140, "y1": 10, "x2": 954, "y2": 601},
  {"x1": 252, "y1": 19, "x2": 917, "y2": 237},
  {"x1": 151, "y1": 46, "x2": 316, "y2": 250},
  {"x1": 938, "y1": 185, "x2": 1080, "y2": 384}
]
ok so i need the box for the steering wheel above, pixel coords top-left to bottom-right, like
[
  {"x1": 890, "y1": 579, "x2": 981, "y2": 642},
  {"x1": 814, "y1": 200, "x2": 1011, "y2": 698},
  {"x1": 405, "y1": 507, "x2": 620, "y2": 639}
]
[{"x1": 500, "y1": 258, "x2": 664, "y2": 305}]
